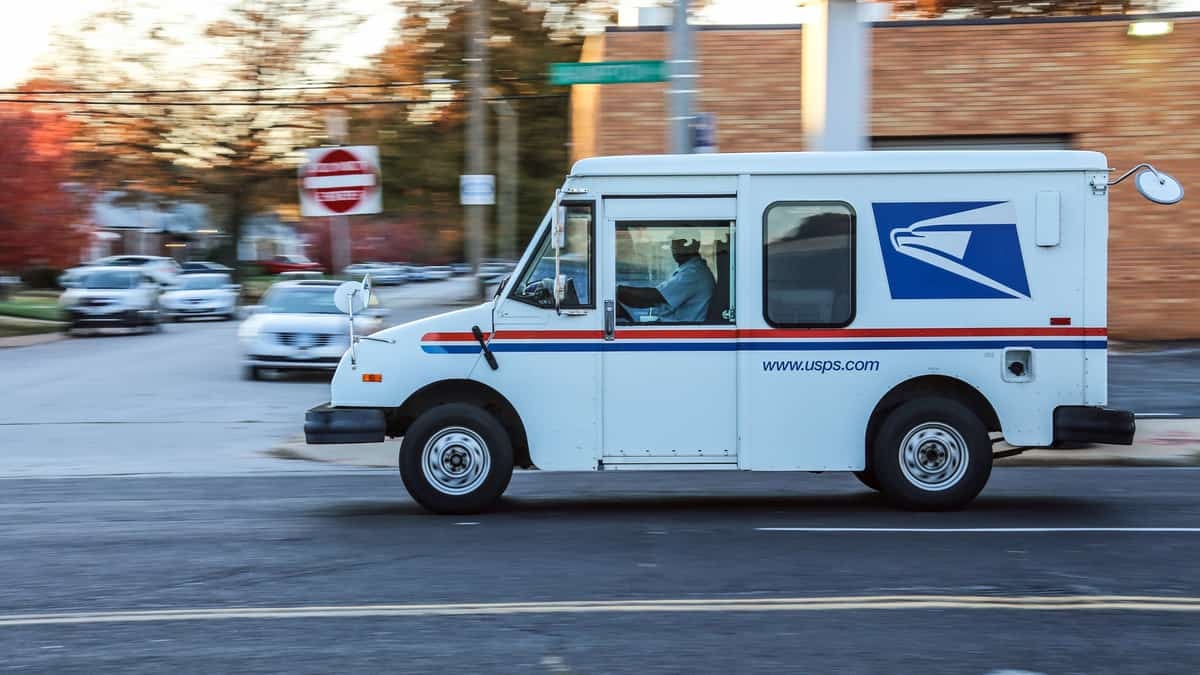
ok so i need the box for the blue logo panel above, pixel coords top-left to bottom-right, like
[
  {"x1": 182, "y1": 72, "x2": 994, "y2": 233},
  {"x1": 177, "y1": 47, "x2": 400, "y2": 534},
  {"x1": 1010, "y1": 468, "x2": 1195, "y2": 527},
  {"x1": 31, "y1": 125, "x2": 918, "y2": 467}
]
[{"x1": 872, "y1": 201, "x2": 1031, "y2": 300}]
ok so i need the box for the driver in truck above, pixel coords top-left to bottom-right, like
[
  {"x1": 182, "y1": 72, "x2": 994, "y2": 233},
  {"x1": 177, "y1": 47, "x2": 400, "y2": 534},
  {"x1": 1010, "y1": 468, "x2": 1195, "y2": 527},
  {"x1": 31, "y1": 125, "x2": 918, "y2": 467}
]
[{"x1": 616, "y1": 232, "x2": 715, "y2": 323}]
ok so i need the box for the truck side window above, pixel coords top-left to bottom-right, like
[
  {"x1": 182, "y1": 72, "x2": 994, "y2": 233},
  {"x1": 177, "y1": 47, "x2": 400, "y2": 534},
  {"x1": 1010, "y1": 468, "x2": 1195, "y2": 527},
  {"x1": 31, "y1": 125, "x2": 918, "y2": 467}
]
[
  {"x1": 510, "y1": 203, "x2": 594, "y2": 309},
  {"x1": 615, "y1": 221, "x2": 732, "y2": 325},
  {"x1": 763, "y1": 202, "x2": 854, "y2": 327}
]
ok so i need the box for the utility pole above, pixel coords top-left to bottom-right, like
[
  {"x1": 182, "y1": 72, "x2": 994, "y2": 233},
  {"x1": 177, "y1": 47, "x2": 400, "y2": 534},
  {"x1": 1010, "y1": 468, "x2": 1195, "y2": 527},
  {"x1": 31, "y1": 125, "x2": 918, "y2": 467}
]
[
  {"x1": 492, "y1": 98, "x2": 518, "y2": 262},
  {"x1": 668, "y1": 0, "x2": 695, "y2": 154},
  {"x1": 466, "y1": 0, "x2": 490, "y2": 298}
]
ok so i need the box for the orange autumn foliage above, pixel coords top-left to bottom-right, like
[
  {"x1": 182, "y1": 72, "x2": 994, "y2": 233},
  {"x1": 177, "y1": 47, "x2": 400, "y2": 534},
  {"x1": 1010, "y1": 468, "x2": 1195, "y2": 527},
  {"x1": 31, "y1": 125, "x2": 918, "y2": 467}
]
[{"x1": 0, "y1": 104, "x2": 90, "y2": 271}]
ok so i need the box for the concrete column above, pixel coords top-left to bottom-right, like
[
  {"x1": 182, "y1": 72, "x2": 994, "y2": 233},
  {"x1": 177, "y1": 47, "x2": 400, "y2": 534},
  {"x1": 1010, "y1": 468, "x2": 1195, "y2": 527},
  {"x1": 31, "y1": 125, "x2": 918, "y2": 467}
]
[
  {"x1": 802, "y1": 0, "x2": 870, "y2": 152},
  {"x1": 668, "y1": 0, "x2": 696, "y2": 154}
]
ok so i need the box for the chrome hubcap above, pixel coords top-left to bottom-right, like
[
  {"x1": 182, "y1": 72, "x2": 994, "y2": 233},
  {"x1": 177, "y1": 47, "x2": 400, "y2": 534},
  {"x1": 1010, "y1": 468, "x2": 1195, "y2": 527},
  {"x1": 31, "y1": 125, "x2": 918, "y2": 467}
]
[
  {"x1": 422, "y1": 427, "x2": 490, "y2": 495},
  {"x1": 898, "y1": 422, "x2": 969, "y2": 491}
]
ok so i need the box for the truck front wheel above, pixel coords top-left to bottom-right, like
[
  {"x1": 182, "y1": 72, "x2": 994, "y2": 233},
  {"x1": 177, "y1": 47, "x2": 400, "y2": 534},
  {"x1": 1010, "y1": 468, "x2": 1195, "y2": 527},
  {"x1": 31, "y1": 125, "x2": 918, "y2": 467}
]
[
  {"x1": 871, "y1": 397, "x2": 992, "y2": 510},
  {"x1": 399, "y1": 403, "x2": 514, "y2": 514}
]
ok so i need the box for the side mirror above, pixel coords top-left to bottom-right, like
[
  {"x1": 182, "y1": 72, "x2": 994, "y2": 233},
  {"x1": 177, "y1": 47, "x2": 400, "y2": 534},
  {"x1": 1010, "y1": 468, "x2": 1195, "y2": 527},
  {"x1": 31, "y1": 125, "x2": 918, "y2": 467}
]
[
  {"x1": 551, "y1": 207, "x2": 566, "y2": 250},
  {"x1": 333, "y1": 280, "x2": 365, "y2": 314},
  {"x1": 364, "y1": 307, "x2": 389, "y2": 319},
  {"x1": 243, "y1": 304, "x2": 263, "y2": 315},
  {"x1": 1135, "y1": 168, "x2": 1184, "y2": 205},
  {"x1": 225, "y1": 284, "x2": 242, "y2": 292},
  {"x1": 553, "y1": 273, "x2": 567, "y2": 304},
  {"x1": 1107, "y1": 163, "x2": 1185, "y2": 205}
]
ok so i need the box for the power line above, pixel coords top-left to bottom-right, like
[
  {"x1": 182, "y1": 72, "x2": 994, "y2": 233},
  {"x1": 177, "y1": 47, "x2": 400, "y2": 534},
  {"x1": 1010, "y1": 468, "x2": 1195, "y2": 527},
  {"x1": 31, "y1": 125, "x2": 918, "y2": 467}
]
[
  {"x1": 0, "y1": 93, "x2": 566, "y2": 107},
  {"x1": 0, "y1": 81, "x2": 442, "y2": 96},
  {"x1": 0, "y1": 75, "x2": 545, "y2": 97}
]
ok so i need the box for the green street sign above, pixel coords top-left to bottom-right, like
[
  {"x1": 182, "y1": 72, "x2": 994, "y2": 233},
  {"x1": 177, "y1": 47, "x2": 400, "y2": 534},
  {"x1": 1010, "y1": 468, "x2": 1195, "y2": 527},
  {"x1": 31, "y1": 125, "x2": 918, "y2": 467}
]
[{"x1": 549, "y1": 60, "x2": 668, "y2": 86}]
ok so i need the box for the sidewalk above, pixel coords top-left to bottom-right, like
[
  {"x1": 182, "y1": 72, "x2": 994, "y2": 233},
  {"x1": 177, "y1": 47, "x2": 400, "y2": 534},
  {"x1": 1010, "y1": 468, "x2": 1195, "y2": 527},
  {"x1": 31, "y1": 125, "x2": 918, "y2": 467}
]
[
  {"x1": 0, "y1": 316, "x2": 65, "y2": 349},
  {"x1": 266, "y1": 418, "x2": 1200, "y2": 470}
]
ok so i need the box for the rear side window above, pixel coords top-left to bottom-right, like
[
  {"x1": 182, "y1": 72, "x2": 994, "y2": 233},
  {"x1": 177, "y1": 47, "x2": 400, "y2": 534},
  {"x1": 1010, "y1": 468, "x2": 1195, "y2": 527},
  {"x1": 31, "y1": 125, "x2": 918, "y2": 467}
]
[{"x1": 763, "y1": 202, "x2": 855, "y2": 327}]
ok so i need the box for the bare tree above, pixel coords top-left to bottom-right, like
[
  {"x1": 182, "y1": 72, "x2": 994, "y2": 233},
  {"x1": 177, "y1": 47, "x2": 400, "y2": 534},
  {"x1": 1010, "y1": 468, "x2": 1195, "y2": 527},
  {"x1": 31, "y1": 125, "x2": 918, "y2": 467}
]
[{"x1": 37, "y1": 0, "x2": 365, "y2": 270}]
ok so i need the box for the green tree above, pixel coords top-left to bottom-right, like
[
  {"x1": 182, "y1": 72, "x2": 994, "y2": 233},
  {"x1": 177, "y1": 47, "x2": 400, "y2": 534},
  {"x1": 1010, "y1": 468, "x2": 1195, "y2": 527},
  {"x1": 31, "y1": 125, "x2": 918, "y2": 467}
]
[{"x1": 351, "y1": 1, "x2": 609, "y2": 261}]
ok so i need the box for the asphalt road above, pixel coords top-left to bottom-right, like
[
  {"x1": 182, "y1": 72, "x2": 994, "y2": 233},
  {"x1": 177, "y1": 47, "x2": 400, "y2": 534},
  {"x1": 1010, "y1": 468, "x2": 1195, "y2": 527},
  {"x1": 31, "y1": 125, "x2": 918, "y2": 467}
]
[
  {"x1": 2, "y1": 468, "x2": 1199, "y2": 673},
  {"x1": 3, "y1": 278, "x2": 1200, "y2": 672},
  {"x1": 1110, "y1": 344, "x2": 1200, "y2": 418}
]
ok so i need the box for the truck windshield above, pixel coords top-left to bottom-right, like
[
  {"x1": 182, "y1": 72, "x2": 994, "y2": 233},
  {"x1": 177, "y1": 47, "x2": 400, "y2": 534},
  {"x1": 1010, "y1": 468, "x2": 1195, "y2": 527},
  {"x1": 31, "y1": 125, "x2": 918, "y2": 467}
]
[{"x1": 510, "y1": 204, "x2": 593, "y2": 308}]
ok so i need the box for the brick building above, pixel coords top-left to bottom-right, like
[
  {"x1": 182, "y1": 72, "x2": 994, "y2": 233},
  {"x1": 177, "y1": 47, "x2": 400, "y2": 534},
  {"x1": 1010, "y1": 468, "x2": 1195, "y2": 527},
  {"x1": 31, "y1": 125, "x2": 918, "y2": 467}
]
[{"x1": 570, "y1": 13, "x2": 1200, "y2": 340}]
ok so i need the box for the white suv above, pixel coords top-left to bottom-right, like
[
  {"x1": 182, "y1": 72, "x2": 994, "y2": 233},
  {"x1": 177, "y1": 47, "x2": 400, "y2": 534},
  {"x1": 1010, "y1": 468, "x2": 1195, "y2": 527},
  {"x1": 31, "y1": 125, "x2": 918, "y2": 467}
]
[{"x1": 238, "y1": 280, "x2": 386, "y2": 380}]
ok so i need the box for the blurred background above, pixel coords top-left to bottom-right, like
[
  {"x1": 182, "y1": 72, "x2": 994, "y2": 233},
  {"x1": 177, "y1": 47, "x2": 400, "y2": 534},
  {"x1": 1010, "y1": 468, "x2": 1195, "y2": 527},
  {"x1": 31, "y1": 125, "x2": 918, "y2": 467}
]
[
  {"x1": 3, "y1": 3, "x2": 1200, "y2": 671},
  {"x1": 1, "y1": 0, "x2": 1196, "y2": 340}
]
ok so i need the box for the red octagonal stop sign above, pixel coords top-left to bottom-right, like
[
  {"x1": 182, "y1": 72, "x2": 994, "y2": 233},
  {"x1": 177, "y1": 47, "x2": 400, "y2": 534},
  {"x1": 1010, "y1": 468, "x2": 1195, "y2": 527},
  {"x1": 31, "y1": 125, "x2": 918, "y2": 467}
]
[{"x1": 300, "y1": 147, "x2": 380, "y2": 215}]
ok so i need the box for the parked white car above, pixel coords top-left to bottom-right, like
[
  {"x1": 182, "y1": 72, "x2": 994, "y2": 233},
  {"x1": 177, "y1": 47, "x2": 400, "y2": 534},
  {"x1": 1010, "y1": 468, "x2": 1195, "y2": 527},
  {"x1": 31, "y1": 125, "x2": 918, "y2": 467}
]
[
  {"x1": 238, "y1": 280, "x2": 387, "y2": 380},
  {"x1": 343, "y1": 263, "x2": 407, "y2": 286},
  {"x1": 59, "y1": 268, "x2": 164, "y2": 333},
  {"x1": 59, "y1": 255, "x2": 180, "y2": 287},
  {"x1": 424, "y1": 265, "x2": 453, "y2": 281},
  {"x1": 159, "y1": 273, "x2": 239, "y2": 321}
]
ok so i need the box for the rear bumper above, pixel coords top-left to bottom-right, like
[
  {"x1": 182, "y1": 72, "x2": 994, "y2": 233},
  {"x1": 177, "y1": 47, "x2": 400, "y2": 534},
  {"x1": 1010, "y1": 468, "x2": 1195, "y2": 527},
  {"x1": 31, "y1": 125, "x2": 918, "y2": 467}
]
[
  {"x1": 305, "y1": 403, "x2": 386, "y2": 444},
  {"x1": 1053, "y1": 406, "x2": 1136, "y2": 446}
]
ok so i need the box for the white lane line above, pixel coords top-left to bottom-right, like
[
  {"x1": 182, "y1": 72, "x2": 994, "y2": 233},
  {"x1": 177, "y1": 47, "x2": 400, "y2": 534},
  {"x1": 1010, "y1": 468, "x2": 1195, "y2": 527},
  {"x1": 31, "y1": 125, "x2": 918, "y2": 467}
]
[
  {"x1": 755, "y1": 527, "x2": 1200, "y2": 533},
  {"x1": 3, "y1": 595, "x2": 1200, "y2": 627}
]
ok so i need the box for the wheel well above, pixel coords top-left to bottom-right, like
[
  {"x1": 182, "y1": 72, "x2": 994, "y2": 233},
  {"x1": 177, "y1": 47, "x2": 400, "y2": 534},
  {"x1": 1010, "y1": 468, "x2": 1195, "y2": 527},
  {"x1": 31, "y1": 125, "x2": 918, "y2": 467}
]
[
  {"x1": 389, "y1": 379, "x2": 532, "y2": 469},
  {"x1": 865, "y1": 375, "x2": 1001, "y2": 457}
]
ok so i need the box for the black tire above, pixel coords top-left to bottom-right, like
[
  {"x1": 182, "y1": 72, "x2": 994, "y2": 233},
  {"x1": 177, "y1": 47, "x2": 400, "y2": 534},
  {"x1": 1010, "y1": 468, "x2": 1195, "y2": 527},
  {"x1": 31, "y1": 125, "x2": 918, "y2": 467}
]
[
  {"x1": 399, "y1": 403, "x2": 514, "y2": 514},
  {"x1": 871, "y1": 396, "x2": 992, "y2": 510},
  {"x1": 853, "y1": 469, "x2": 880, "y2": 491},
  {"x1": 243, "y1": 366, "x2": 261, "y2": 381}
]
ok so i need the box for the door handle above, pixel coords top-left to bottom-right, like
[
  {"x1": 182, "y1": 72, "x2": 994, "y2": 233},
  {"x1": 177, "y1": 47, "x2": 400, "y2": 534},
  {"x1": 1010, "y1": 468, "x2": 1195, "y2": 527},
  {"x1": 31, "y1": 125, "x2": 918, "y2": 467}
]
[{"x1": 603, "y1": 300, "x2": 615, "y2": 340}]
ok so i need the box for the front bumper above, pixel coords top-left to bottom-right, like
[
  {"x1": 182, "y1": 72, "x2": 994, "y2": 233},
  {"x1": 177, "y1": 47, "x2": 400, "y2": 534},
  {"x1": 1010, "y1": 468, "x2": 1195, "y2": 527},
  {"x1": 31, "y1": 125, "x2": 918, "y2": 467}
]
[
  {"x1": 66, "y1": 308, "x2": 152, "y2": 327},
  {"x1": 1053, "y1": 406, "x2": 1136, "y2": 445},
  {"x1": 168, "y1": 306, "x2": 233, "y2": 317},
  {"x1": 244, "y1": 354, "x2": 341, "y2": 370},
  {"x1": 305, "y1": 403, "x2": 386, "y2": 444}
]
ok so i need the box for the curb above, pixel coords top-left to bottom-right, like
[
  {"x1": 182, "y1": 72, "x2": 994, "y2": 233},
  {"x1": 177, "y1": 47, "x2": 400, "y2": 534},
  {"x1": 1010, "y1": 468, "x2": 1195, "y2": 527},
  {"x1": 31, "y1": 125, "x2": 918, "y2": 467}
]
[{"x1": 0, "y1": 331, "x2": 67, "y2": 349}]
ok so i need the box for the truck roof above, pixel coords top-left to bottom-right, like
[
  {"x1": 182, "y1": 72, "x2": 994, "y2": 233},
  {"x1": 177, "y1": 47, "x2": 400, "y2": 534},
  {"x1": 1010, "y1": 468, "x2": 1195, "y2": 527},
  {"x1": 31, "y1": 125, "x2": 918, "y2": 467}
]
[{"x1": 570, "y1": 150, "x2": 1108, "y2": 177}]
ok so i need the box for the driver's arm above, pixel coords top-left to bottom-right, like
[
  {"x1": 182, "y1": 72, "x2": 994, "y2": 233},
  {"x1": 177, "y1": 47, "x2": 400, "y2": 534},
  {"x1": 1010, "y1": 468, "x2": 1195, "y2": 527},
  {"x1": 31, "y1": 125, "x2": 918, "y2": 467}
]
[{"x1": 617, "y1": 284, "x2": 667, "y2": 308}]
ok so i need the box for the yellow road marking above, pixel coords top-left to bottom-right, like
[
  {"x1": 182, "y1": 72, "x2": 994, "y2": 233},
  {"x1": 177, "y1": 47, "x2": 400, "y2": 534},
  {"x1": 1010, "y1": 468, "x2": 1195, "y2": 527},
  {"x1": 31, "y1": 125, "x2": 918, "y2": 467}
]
[{"x1": 3, "y1": 595, "x2": 1200, "y2": 627}]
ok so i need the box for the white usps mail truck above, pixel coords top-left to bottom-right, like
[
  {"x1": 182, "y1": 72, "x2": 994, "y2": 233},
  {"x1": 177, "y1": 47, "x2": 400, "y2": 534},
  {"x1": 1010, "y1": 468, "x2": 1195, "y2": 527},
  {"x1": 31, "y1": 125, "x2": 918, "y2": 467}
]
[{"x1": 305, "y1": 151, "x2": 1184, "y2": 514}]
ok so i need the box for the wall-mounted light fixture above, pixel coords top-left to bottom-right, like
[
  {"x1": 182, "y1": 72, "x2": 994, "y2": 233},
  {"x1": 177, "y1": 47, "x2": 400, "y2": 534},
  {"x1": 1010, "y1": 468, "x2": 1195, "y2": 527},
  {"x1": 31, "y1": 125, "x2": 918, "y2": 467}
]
[{"x1": 1128, "y1": 21, "x2": 1173, "y2": 37}]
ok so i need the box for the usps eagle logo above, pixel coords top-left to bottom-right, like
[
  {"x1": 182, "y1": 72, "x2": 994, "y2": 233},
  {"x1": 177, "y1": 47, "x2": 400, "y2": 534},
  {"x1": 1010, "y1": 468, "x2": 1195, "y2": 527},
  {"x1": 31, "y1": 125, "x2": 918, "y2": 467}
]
[{"x1": 872, "y1": 201, "x2": 1031, "y2": 300}]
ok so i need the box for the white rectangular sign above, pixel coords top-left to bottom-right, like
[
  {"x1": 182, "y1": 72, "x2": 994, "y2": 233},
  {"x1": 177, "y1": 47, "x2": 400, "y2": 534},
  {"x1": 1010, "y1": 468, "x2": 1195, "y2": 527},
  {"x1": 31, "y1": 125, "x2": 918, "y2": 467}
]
[
  {"x1": 460, "y1": 174, "x2": 496, "y2": 206},
  {"x1": 299, "y1": 145, "x2": 382, "y2": 217}
]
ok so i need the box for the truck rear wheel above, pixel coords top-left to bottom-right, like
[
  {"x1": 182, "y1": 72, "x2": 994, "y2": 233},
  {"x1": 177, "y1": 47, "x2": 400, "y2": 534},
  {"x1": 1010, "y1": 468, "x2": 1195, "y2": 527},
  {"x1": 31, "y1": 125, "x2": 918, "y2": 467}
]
[
  {"x1": 399, "y1": 403, "x2": 514, "y2": 514},
  {"x1": 871, "y1": 397, "x2": 992, "y2": 510}
]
